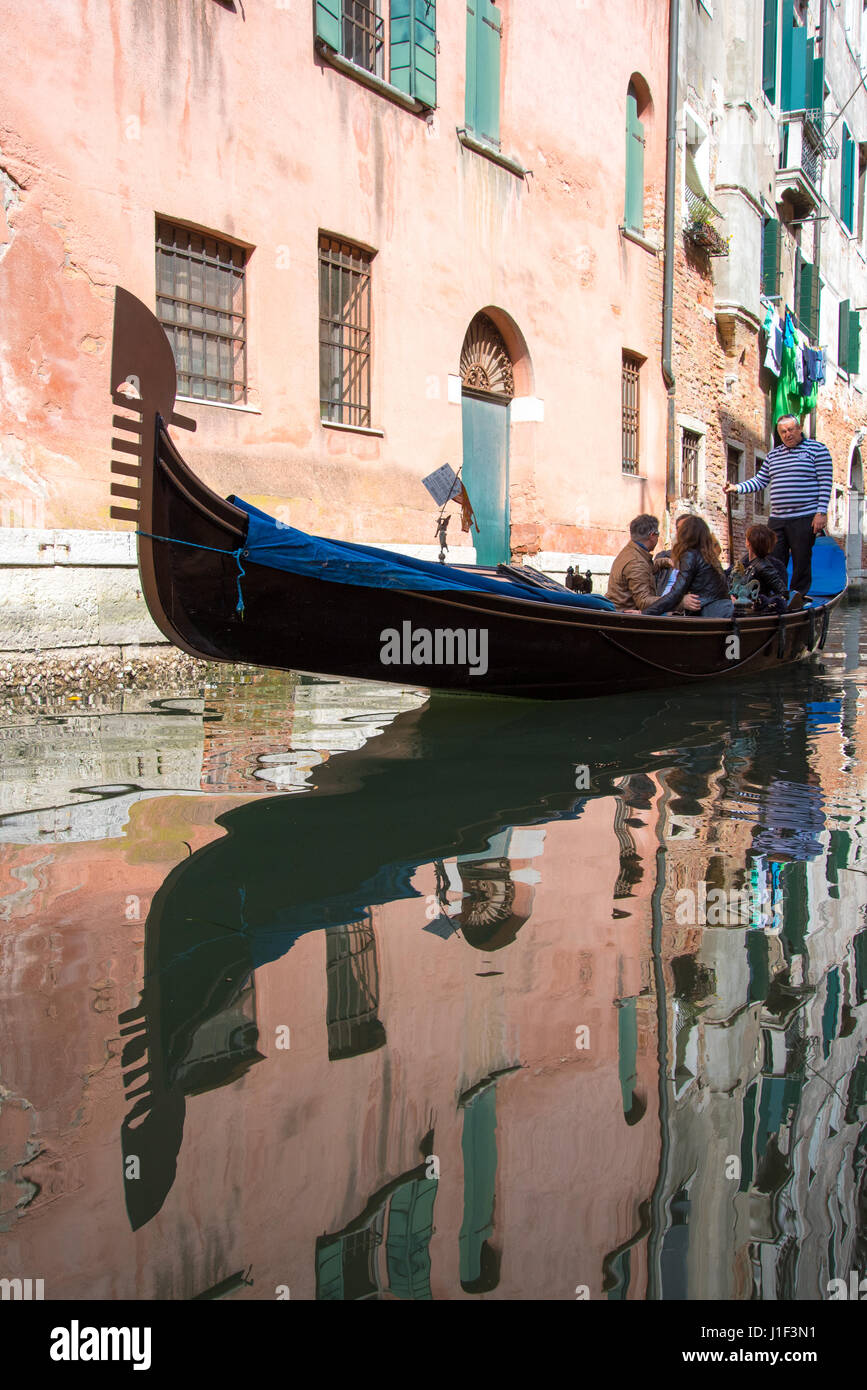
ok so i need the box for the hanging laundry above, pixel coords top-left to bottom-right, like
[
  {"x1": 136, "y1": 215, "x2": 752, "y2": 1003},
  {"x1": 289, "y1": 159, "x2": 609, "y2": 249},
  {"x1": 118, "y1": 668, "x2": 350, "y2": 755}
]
[
  {"x1": 773, "y1": 320, "x2": 806, "y2": 423},
  {"x1": 763, "y1": 306, "x2": 783, "y2": 376},
  {"x1": 794, "y1": 339, "x2": 805, "y2": 385},
  {"x1": 803, "y1": 346, "x2": 826, "y2": 388}
]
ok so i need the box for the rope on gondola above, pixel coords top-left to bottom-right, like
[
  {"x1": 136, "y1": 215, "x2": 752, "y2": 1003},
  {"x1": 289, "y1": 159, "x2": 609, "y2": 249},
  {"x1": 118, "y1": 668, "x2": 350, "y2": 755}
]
[
  {"x1": 136, "y1": 531, "x2": 246, "y2": 617},
  {"x1": 597, "y1": 626, "x2": 778, "y2": 679},
  {"x1": 776, "y1": 613, "x2": 787, "y2": 660}
]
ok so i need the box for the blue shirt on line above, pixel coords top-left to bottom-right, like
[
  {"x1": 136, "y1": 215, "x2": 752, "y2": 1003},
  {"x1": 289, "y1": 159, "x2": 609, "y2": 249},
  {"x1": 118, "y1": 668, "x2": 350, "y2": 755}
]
[{"x1": 734, "y1": 437, "x2": 833, "y2": 519}]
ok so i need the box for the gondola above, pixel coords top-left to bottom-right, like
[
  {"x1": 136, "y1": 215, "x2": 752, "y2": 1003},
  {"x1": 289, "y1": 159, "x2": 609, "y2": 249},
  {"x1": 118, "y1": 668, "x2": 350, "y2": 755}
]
[{"x1": 109, "y1": 288, "x2": 844, "y2": 700}]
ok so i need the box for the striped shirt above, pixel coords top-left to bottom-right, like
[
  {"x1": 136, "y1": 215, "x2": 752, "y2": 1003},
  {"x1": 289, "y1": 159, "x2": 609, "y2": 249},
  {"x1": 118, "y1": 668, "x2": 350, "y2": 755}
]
[{"x1": 734, "y1": 438, "x2": 833, "y2": 519}]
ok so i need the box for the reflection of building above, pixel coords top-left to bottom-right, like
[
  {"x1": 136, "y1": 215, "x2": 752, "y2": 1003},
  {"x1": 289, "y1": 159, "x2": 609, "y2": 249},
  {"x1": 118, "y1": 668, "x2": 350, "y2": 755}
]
[
  {"x1": 675, "y1": 0, "x2": 867, "y2": 578},
  {"x1": 1, "y1": 766, "x2": 664, "y2": 1299},
  {"x1": 649, "y1": 662, "x2": 867, "y2": 1300},
  {"x1": 200, "y1": 673, "x2": 427, "y2": 794},
  {"x1": 325, "y1": 917, "x2": 387, "y2": 1062},
  {"x1": 317, "y1": 1137, "x2": 438, "y2": 1301},
  {"x1": 3, "y1": 659, "x2": 867, "y2": 1299}
]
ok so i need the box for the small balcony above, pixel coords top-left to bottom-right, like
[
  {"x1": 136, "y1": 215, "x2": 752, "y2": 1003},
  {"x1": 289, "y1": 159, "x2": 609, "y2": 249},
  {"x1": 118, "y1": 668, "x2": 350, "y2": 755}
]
[{"x1": 775, "y1": 115, "x2": 823, "y2": 215}]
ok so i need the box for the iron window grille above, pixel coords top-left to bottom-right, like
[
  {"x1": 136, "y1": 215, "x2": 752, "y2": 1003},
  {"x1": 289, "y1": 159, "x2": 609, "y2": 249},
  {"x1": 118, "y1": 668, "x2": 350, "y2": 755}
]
[
  {"x1": 681, "y1": 429, "x2": 700, "y2": 500},
  {"x1": 727, "y1": 445, "x2": 744, "y2": 514},
  {"x1": 319, "y1": 234, "x2": 373, "y2": 427},
  {"x1": 801, "y1": 122, "x2": 822, "y2": 187},
  {"x1": 622, "y1": 354, "x2": 641, "y2": 475},
  {"x1": 324, "y1": 916, "x2": 386, "y2": 1060},
  {"x1": 342, "y1": 0, "x2": 385, "y2": 77},
  {"x1": 156, "y1": 220, "x2": 247, "y2": 404}
]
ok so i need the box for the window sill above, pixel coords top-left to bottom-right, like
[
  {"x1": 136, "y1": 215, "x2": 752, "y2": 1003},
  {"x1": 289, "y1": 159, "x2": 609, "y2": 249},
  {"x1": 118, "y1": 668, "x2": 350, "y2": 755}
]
[
  {"x1": 622, "y1": 470, "x2": 644, "y2": 480},
  {"x1": 619, "y1": 225, "x2": 660, "y2": 255},
  {"x1": 176, "y1": 395, "x2": 262, "y2": 415},
  {"x1": 321, "y1": 418, "x2": 384, "y2": 438},
  {"x1": 456, "y1": 129, "x2": 528, "y2": 179},
  {"x1": 315, "y1": 39, "x2": 430, "y2": 116}
]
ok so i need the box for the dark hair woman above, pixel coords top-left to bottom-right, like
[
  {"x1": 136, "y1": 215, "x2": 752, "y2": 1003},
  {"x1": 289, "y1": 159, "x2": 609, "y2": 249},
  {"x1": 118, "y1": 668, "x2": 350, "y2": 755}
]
[
  {"x1": 742, "y1": 523, "x2": 788, "y2": 613},
  {"x1": 644, "y1": 514, "x2": 733, "y2": 618}
]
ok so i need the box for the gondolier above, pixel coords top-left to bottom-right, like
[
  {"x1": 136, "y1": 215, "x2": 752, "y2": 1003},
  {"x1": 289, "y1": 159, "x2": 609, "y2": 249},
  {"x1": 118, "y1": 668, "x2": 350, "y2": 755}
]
[{"x1": 723, "y1": 415, "x2": 832, "y2": 594}]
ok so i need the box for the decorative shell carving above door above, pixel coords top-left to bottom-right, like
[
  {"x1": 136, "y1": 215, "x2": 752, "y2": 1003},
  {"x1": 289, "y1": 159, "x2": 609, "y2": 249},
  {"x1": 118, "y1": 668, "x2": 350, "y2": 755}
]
[{"x1": 460, "y1": 313, "x2": 514, "y2": 397}]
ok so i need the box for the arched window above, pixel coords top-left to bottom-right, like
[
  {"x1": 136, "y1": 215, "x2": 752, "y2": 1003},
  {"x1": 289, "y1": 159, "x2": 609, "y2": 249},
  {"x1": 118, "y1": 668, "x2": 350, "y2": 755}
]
[
  {"x1": 625, "y1": 79, "x2": 651, "y2": 234},
  {"x1": 625, "y1": 85, "x2": 645, "y2": 232}
]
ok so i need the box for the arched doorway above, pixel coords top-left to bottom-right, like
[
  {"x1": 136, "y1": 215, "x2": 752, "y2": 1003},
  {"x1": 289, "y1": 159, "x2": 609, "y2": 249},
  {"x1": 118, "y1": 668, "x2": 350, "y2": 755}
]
[
  {"x1": 460, "y1": 313, "x2": 514, "y2": 566},
  {"x1": 847, "y1": 445, "x2": 864, "y2": 581}
]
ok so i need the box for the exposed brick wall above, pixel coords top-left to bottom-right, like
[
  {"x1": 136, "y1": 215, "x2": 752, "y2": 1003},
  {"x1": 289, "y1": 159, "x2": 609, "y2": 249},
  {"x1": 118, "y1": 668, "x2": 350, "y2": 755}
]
[{"x1": 672, "y1": 223, "x2": 867, "y2": 575}]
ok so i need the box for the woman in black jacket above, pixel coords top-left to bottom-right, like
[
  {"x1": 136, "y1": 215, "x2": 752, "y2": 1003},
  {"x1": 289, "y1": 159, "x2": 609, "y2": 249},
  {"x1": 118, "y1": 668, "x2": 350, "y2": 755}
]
[
  {"x1": 643, "y1": 514, "x2": 733, "y2": 618},
  {"x1": 740, "y1": 523, "x2": 789, "y2": 614}
]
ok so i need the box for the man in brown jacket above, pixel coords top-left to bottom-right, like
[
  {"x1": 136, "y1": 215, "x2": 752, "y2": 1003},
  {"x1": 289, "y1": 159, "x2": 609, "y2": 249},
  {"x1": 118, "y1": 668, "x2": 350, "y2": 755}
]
[{"x1": 607, "y1": 514, "x2": 662, "y2": 611}]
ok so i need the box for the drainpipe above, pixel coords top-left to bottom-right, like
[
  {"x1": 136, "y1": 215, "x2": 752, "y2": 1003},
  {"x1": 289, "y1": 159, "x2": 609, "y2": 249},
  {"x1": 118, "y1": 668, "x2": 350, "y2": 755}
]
[
  {"x1": 810, "y1": 0, "x2": 829, "y2": 441},
  {"x1": 662, "y1": 0, "x2": 681, "y2": 522}
]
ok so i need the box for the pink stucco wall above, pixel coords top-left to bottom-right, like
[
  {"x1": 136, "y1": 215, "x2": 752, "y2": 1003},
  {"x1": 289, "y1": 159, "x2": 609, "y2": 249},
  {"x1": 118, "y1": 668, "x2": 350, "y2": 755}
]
[{"x1": 0, "y1": 0, "x2": 670, "y2": 557}]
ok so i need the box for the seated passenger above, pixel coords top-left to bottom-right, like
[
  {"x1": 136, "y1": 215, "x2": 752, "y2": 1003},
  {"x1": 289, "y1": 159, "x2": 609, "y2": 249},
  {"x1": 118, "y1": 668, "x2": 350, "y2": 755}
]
[
  {"x1": 742, "y1": 524, "x2": 788, "y2": 614},
  {"x1": 643, "y1": 514, "x2": 733, "y2": 618},
  {"x1": 606, "y1": 514, "x2": 661, "y2": 612},
  {"x1": 653, "y1": 514, "x2": 690, "y2": 596}
]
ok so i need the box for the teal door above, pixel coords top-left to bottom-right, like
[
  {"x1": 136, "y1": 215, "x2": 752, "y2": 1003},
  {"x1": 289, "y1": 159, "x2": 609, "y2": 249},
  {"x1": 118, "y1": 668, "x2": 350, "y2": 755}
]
[{"x1": 461, "y1": 392, "x2": 510, "y2": 565}]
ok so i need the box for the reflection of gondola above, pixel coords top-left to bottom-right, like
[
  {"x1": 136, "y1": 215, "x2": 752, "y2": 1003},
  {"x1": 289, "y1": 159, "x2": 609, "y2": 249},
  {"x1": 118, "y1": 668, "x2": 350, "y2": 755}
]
[
  {"x1": 110, "y1": 288, "x2": 844, "y2": 700},
  {"x1": 118, "y1": 677, "x2": 823, "y2": 1230}
]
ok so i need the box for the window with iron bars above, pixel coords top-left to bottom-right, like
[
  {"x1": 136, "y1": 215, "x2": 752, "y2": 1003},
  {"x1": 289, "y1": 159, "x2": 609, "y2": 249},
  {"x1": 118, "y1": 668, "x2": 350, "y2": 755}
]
[
  {"x1": 319, "y1": 234, "x2": 374, "y2": 427},
  {"x1": 342, "y1": 0, "x2": 385, "y2": 77},
  {"x1": 681, "y1": 429, "x2": 700, "y2": 500},
  {"x1": 727, "y1": 443, "x2": 745, "y2": 514},
  {"x1": 156, "y1": 220, "x2": 247, "y2": 403},
  {"x1": 622, "y1": 353, "x2": 641, "y2": 475}
]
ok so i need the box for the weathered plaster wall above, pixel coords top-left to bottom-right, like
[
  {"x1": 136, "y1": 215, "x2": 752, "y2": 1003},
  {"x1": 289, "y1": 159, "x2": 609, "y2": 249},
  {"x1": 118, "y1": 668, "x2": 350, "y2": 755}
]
[{"x1": 0, "y1": 0, "x2": 670, "y2": 593}]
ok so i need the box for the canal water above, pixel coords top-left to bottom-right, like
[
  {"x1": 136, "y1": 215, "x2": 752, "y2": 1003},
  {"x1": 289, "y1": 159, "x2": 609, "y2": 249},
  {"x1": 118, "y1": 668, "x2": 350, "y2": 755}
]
[{"x1": 1, "y1": 605, "x2": 866, "y2": 1302}]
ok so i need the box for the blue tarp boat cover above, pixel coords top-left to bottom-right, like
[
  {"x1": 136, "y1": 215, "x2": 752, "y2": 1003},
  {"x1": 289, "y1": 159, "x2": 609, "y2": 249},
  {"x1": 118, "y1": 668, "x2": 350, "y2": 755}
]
[
  {"x1": 786, "y1": 534, "x2": 848, "y2": 597},
  {"x1": 230, "y1": 498, "x2": 617, "y2": 611}
]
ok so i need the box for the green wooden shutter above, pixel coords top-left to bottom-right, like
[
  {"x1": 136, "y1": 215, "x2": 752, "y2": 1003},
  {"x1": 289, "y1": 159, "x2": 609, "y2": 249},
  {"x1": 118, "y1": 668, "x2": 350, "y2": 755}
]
[
  {"x1": 459, "y1": 1085, "x2": 498, "y2": 1288},
  {"x1": 821, "y1": 967, "x2": 840, "y2": 1059},
  {"x1": 385, "y1": 1177, "x2": 438, "y2": 1300},
  {"x1": 785, "y1": 24, "x2": 808, "y2": 111},
  {"x1": 466, "y1": 2, "x2": 501, "y2": 143},
  {"x1": 315, "y1": 0, "x2": 341, "y2": 51},
  {"x1": 618, "y1": 997, "x2": 640, "y2": 1122},
  {"x1": 798, "y1": 261, "x2": 820, "y2": 340},
  {"x1": 810, "y1": 52, "x2": 824, "y2": 113},
  {"x1": 465, "y1": 2, "x2": 477, "y2": 130},
  {"x1": 850, "y1": 309, "x2": 861, "y2": 374},
  {"x1": 798, "y1": 260, "x2": 814, "y2": 336},
  {"x1": 855, "y1": 927, "x2": 867, "y2": 1004},
  {"x1": 762, "y1": 217, "x2": 781, "y2": 297},
  {"x1": 842, "y1": 126, "x2": 856, "y2": 232},
  {"x1": 625, "y1": 91, "x2": 645, "y2": 233},
  {"x1": 780, "y1": 0, "x2": 794, "y2": 109},
  {"x1": 762, "y1": 0, "x2": 778, "y2": 102},
  {"x1": 811, "y1": 272, "x2": 822, "y2": 343},
  {"x1": 391, "y1": 0, "x2": 437, "y2": 108},
  {"x1": 739, "y1": 1082, "x2": 758, "y2": 1190},
  {"x1": 839, "y1": 298, "x2": 851, "y2": 370}
]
